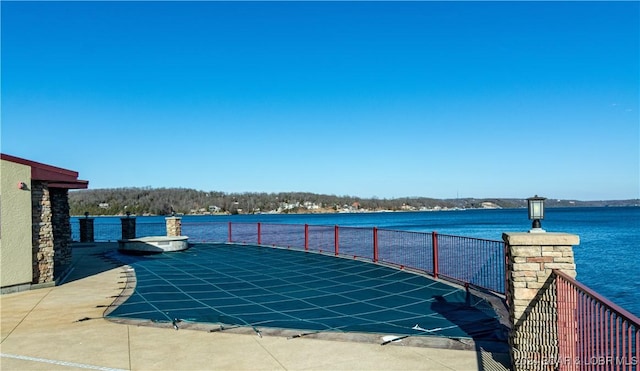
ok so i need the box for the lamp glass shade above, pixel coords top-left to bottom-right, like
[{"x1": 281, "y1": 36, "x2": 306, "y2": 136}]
[{"x1": 527, "y1": 196, "x2": 545, "y2": 220}]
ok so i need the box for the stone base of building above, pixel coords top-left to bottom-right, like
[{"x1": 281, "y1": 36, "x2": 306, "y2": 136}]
[{"x1": 0, "y1": 280, "x2": 57, "y2": 295}]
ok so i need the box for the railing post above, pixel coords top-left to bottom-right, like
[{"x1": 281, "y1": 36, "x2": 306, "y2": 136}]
[
  {"x1": 432, "y1": 231, "x2": 439, "y2": 279},
  {"x1": 257, "y1": 222, "x2": 261, "y2": 245},
  {"x1": 228, "y1": 221, "x2": 232, "y2": 243},
  {"x1": 304, "y1": 224, "x2": 309, "y2": 251},
  {"x1": 373, "y1": 227, "x2": 378, "y2": 262},
  {"x1": 79, "y1": 212, "x2": 94, "y2": 243},
  {"x1": 334, "y1": 225, "x2": 339, "y2": 256},
  {"x1": 165, "y1": 216, "x2": 182, "y2": 237},
  {"x1": 120, "y1": 212, "x2": 136, "y2": 240},
  {"x1": 504, "y1": 242, "x2": 509, "y2": 305}
]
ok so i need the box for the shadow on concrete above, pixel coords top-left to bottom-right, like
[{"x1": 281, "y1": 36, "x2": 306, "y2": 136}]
[
  {"x1": 431, "y1": 289, "x2": 511, "y2": 370},
  {"x1": 60, "y1": 243, "x2": 126, "y2": 284}
]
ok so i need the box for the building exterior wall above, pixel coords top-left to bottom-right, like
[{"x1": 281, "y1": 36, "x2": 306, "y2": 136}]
[
  {"x1": 1, "y1": 153, "x2": 87, "y2": 294},
  {"x1": 0, "y1": 159, "x2": 33, "y2": 291}
]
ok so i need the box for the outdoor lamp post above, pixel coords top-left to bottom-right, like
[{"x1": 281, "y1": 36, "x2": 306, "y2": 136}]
[{"x1": 527, "y1": 195, "x2": 546, "y2": 233}]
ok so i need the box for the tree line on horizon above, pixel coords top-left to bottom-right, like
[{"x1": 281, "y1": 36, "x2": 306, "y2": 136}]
[
  {"x1": 68, "y1": 187, "x2": 514, "y2": 215},
  {"x1": 68, "y1": 187, "x2": 636, "y2": 216}
]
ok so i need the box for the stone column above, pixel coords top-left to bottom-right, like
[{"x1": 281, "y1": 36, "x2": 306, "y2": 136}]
[
  {"x1": 121, "y1": 214, "x2": 136, "y2": 240},
  {"x1": 79, "y1": 215, "x2": 95, "y2": 242},
  {"x1": 165, "y1": 216, "x2": 182, "y2": 237},
  {"x1": 50, "y1": 188, "x2": 71, "y2": 278},
  {"x1": 503, "y1": 232, "x2": 579, "y2": 371},
  {"x1": 31, "y1": 181, "x2": 54, "y2": 284}
]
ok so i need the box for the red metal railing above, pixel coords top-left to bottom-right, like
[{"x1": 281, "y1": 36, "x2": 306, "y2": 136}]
[
  {"x1": 72, "y1": 222, "x2": 166, "y2": 242},
  {"x1": 260, "y1": 223, "x2": 306, "y2": 249},
  {"x1": 436, "y1": 233, "x2": 507, "y2": 293},
  {"x1": 78, "y1": 220, "x2": 506, "y2": 294},
  {"x1": 375, "y1": 228, "x2": 434, "y2": 274},
  {"x1": 180, "y1": 221, "x2": 506, "y2": 295},
  {"x1": 555, "y1": 269, "x2": 639, "y2": 371}
]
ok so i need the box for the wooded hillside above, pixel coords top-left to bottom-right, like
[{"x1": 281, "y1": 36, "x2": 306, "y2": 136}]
[{"x1": 69, "y1": 187, "x2": 637, "y2": 216}]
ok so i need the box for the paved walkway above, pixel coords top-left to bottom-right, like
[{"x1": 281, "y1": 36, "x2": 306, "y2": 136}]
[{"x1": 1, "y1": 244, "x2": 511, "y2": 370}]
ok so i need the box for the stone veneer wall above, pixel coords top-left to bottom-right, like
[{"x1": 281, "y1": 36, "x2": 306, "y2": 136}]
[
  {"x1": 31, "y1": 181, "x2": 54, "y2": 284},
  {"x1": 503, "y1": 232, "x2": 579, "y2": 371},
  {"x1": 51, "y1": 188, "x2": 71, "y2": 276},
  {"x1": 31, "y1": 181, "x2": 71, "y2": 284},
  {"x1": 165, "y1": 217, "x2": 182, "y2": 237}
]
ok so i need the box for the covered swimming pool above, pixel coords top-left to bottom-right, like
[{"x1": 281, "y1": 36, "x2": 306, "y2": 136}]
[{"x1": 106, "y1": 243, "x2": 507, "y2": 346}]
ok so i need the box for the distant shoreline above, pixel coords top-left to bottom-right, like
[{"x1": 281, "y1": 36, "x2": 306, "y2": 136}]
[
  {"x1": 71, "y1": 203, "x2": 639, "y2": 218},
  {"x1": 69, "y1": 187, "x2": 639, "y2": 217}
]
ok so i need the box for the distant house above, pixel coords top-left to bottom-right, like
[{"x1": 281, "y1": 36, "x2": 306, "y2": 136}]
[
  {"x1": 481, "y1": 202, "x2": 501, "y2": 209},
  {"x1": 303, "y1": 201, "x2": 320, "y2": 210},
  {"x1": 1, "y1": 154, "x2": 88, "y2": 294}
]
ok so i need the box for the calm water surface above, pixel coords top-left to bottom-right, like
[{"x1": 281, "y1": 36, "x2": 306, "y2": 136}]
[{"x1": 75, "y1": 207, "x2": 640, "y2": 317}]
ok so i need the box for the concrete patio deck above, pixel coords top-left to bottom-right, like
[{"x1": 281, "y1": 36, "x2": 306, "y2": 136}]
[{"x1": 1, "y1": 243, "x2": 511, "y2": 370}]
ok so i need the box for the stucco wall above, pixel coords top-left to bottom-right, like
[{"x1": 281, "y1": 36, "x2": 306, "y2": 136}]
[{"x1": 1, "y1": 159, "x2": 33, "y2": 290}]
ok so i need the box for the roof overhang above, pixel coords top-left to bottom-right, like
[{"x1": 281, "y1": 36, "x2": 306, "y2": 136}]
[{"x1": 1, "y1": 153, "x2": 89, "y2": 189}]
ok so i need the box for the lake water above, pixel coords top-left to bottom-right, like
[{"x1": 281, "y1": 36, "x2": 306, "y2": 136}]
[{"x1": 73, "y1": 206, "x2": 640, "y2": 317}]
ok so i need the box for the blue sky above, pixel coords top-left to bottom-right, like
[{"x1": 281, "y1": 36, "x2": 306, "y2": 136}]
[{"x1": 2, "y1": 1, "x2": 638, "y2": 200}]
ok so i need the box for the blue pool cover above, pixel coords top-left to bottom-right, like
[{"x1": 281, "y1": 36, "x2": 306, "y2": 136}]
[{"x1": 107, "y1": 243, "x2": 506, "y2": 342}]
